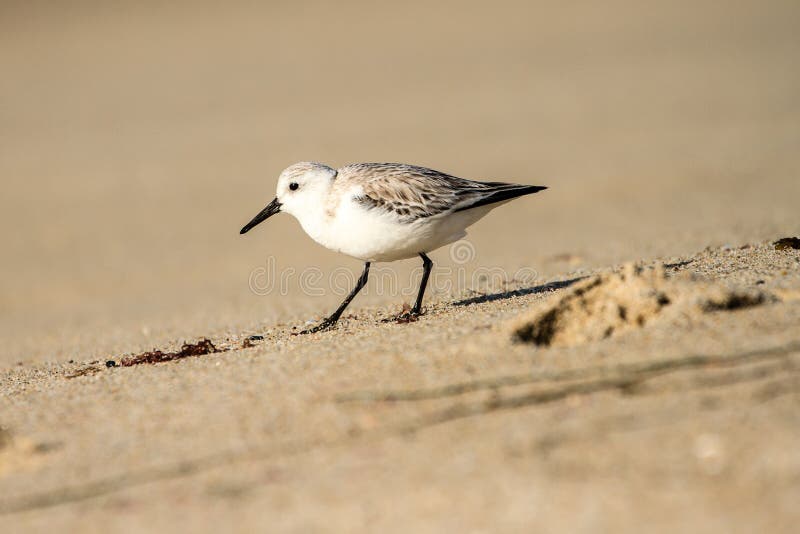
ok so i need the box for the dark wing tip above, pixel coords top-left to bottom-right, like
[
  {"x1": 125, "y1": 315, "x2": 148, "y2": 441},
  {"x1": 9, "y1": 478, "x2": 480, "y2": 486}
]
[{"x1": 455, "y1": 184, "x2": 548, "y2": 212}]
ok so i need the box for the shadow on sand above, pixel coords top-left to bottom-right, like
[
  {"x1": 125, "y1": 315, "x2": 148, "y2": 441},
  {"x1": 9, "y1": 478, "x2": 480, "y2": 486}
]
[{"x1": 454, "y1": 277, "x2": 585, "y2": 307}]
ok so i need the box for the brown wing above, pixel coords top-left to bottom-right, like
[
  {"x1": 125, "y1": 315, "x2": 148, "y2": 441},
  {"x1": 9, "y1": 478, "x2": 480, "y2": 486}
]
[{"x1": 338, "y1": 163, "x2": 545, "y2": 223}]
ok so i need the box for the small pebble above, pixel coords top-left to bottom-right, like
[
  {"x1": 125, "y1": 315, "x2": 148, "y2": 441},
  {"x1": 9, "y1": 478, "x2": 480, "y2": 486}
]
[
  {"x1": 105, "y1": 360, "x2": 117, "y2": 368},
  {"x1": 248, "y1": 335, "x2": 264, "y2": 341},
  {"x1": 693, "y1": 433, "x2": 725, "y2": 475}
]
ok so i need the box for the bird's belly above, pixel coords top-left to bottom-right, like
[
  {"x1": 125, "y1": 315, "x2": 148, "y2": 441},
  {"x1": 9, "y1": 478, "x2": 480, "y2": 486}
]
[{"x1": 310, "y1": 204, "x2": 493, "y2": 262}]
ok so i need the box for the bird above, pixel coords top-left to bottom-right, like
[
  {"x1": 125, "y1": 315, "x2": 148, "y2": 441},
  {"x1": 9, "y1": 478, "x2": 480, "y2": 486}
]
[{"x1": 240, "y1": 162, "x2": 546, "y2": 333}]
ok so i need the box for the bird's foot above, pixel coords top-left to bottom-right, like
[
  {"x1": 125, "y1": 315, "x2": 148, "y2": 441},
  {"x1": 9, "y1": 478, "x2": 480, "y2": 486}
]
[
  {"x1": 381, "y1": 308, "x2": 423, "y2": 324},
  {"x1": 294, "y1": 316, "x2": 339, "y2": 335}
]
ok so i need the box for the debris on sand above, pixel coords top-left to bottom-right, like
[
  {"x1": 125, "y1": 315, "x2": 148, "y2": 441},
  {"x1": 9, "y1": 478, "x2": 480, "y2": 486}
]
[
  {"x1": 511, "y1": 264, "x2": 775, "y2": 347},
  {"x1": 241, "y1": 335, "x2": 264, "y2": 348},
  {"x1": 774, "y1": 237, "x2": 800, "y2": 251},
  {"x1": 120, "y1": 338, "x2": 220, "y2": 366},
  {"x1": 65, "y1": 365, "x2": 103, "y2": 379},
  {"x1": 64, "y1": 338, "x2": 228, "y2": 377}
]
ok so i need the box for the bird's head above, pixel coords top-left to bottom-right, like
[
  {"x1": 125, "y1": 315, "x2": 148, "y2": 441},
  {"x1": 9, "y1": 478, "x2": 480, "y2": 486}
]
[{"x1": 240, "y1": 162, "x2": 337, "y2": 234}]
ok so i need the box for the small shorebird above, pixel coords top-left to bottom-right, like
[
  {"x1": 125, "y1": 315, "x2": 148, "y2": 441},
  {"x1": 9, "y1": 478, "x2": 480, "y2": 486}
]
[{"x1": 240, "y1": 162, "x2": 546, "y2": 333}]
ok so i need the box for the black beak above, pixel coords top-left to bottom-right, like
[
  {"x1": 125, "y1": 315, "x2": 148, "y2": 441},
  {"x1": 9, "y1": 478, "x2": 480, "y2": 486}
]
[{"x1": 240, "y1": 198, "x2": 282, "y2": 234}]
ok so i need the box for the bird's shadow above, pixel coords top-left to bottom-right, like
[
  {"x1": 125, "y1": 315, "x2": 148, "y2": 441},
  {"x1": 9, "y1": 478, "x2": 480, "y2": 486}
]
[{"x1": 453, "y1": 277, "x2": 585, "y2": 307}]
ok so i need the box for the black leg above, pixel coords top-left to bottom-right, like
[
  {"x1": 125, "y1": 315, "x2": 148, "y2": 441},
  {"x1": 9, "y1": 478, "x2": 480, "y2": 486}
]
[
  {"x1": 380, "y1": 253, "x2": 433, "y2": 324},
  {"x1": 300, "y1": 262, "x2": 370, "y2": 334},
  {"x1": 411, "y1": 253, "x2": 433, "y2": 315}
]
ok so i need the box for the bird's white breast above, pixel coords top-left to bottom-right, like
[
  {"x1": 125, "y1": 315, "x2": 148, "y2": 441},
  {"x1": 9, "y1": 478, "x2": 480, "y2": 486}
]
[{"x1": 297, "y1": 192, "x2": 493, "y2": 262}]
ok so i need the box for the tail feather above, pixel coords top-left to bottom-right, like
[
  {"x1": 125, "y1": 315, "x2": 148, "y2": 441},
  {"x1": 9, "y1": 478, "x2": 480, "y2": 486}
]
[{"x1": 455, "y1": 184, "x2": 547, "y2": 212}]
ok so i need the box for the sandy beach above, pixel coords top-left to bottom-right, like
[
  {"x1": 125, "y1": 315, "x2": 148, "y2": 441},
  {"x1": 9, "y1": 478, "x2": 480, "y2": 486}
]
[{"x1": 2, "y1": 1, "x2": 799, "y2": 531}]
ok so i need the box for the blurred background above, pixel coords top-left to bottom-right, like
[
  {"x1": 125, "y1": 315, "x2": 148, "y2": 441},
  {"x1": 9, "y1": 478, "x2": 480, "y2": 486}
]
[{"x1": 1, "y1": 0, "x2": 798, "y2": 364}]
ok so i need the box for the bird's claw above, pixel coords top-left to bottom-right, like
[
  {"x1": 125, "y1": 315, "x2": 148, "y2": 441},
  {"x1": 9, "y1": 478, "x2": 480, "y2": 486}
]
[
  {"x1": 381, "y1": 310, "x2": 422, "y2": 324},
  {"x1": 294, "y1": 318, "x2": 339, "y2": 335}
]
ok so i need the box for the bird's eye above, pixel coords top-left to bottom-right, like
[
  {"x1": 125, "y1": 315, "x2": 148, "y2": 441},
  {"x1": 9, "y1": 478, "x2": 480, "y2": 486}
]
[{"x1": 289, "y1": 182, "x2": 299, "y2": 191}]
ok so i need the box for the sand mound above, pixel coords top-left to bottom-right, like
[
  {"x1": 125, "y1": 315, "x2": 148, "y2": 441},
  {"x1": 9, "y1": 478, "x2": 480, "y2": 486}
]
[
  {"x1": 0, "y1": 428, "x2": 51, "y2": 476},
  {"x1": 512, "y1": 265, "x2": 773, "y2": 347}
]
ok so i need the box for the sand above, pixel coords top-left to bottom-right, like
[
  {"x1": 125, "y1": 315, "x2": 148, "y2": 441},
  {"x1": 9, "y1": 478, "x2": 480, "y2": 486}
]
[{"x1": 1, "y1": 1, "x2": 800, "y2": 532}]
